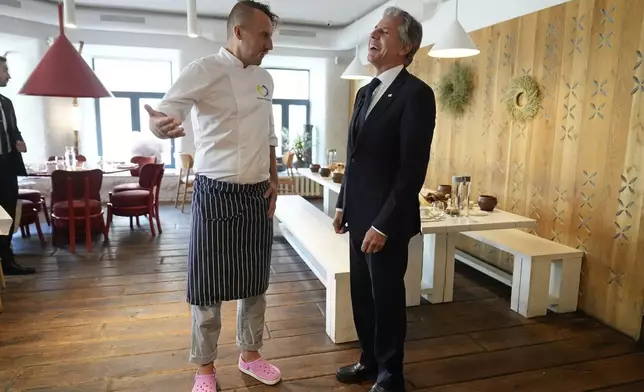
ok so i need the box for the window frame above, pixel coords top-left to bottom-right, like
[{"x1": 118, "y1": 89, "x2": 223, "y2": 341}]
[
  {"x1": 266, "y1": 67, "x2": 311, "y2": 154},
  {"x1": 91, "y1": 57, "x2": 176, "y2": 169},
  {"x1": 94, "y1": 91, "x2": 175, "y2": 169}
]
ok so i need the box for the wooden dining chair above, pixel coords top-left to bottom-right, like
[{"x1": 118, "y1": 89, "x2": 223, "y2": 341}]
[
  {"x1": 50, "y1": 169, "x2": 108, "y2": 253},
  {"x1": 175, "y1": 153, "x2": 194, "y2": 213},
  {"x1": 106, "y1": 163, "x2": 165, "y2": 237},
  {"x1": 128, "y1": 156, "x2": 157, "y2": 178},
  {"x1": 278, "y1": 151, "x2": 296, "y2": 195},
  {"x1": 19, "y1": 199, "x2": 46, "y2": 248},
  {"x1": 18, "y1": 188, "x2": 50, "y2": 226}
]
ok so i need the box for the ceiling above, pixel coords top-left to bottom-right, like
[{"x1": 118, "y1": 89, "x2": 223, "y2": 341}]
[
  {"x1": 44, "y1": 0, "x2": 389, "y2": 27},
  {"x1": 0, "y1": 0, "x2": 571, "y2": 54}
]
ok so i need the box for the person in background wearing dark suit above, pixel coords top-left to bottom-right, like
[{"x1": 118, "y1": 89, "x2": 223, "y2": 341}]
[
  {"x1": 0, "y1": 55, "x2": 36, "y2": 275},
  {"x1": 333, "y1": 6, "x2": 435, "y2": 392}
]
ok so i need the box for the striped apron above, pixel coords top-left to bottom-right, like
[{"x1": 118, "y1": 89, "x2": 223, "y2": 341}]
[{"x1": 186, "y1": 175, "x2": 273, "y2": 306}]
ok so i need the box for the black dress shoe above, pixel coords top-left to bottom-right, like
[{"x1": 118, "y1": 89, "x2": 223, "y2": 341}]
[
  {"x1": 2, "y1": 261, "x2": 36, "y2": 275},
  {"x1": 369, "y1": 383, "x2": 406, "y2": 392},
  {"x1": 336, "y1": 363, "x2": 377, "y2": 384}
]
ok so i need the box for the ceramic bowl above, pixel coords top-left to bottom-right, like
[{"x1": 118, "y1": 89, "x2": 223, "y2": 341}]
[
  {"x1": 437, "y1": 184, "x2": 452, "y2": 195},
  {"x1": 332, "y1": 172, "x2": 343, "y2": 184},
  {"x1": 477, "y1": 195, "x2": 498, "y2": 211},
  {"x1": 310, "y1": 164, "x2": 320, "y2": 173},
  {"x1": 319, "y1": 167, "x2": 331, "y2": 177}
]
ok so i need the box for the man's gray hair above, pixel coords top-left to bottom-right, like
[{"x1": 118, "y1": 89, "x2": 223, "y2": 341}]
[{"x1": 383, "y1": 6, "x2": 423, "y2": 66}]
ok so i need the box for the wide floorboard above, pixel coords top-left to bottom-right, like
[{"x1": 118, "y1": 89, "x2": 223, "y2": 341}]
[{"x1": 1, "y1": 204, "x2": 643, "y2": 391}]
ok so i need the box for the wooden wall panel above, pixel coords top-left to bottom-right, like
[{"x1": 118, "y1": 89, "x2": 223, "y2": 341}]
[{"x1": 351, "y1": 0, "x2": 644, "y2": 339}]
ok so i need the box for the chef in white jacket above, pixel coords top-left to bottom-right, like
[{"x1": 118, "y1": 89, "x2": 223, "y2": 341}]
[{"x1": 145, "y1": 1, "x2": 281, "y2": 391}]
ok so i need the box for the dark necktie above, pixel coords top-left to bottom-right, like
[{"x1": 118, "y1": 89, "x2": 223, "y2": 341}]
[
  {"x1": 355, "y1": 77, "x2": 382, "y2": 133},
  {"x1": 0, "y1": 104, "x2": 9, "y2": 155}
]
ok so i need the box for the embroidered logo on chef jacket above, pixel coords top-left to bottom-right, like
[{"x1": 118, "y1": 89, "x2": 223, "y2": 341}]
[{"x1": 256, "y1": 84, "x2": 270, "y2": 101}]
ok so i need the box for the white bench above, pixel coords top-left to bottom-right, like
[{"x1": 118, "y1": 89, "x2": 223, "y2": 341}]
[
  {"x1": 274, "y1": 195, "x2": 357, "y2": 343},
  {"x1": 455, "y1": 229, "x2": 583, "y2": 318}
]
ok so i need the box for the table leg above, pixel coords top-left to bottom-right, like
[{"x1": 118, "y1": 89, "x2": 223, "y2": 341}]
[
  {"x1": 323, "y1": 187, "x2": 338, "y2": 218},
  {"x1": 420, "y1": 232, "x2": 456, "y2": 304},
  {"x1": 404, "y1": 234, "x2": 422, "y2": 307}
]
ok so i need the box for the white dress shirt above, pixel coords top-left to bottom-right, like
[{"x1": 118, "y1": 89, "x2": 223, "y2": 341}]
[
  {"x1": 365, "y1": 64, "x2": 403, "y2": 119},
  {"x1": 157, "y1": 47, "x2": 277, "y2": 184},
  {"x1": 338, "y1": 64, "x2": 405, "y2": 237}
]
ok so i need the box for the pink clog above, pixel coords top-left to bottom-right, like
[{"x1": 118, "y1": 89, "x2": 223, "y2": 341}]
[
  {"x1": 238, "y1": 355, "x2": 282, "y2": 385},
  {"x1": 192, "y1": 371, "x2": 216, "y2": 392}
]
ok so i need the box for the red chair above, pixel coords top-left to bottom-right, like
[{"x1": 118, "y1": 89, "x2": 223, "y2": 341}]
[
  {"x1": 18, "y1": 200, "x2": 46, "y2": 247},
  {"x1": 18, "y1": 188, "x2": 50, "y2": 226},
  {"x1": 50, "y1": 169, "x2": 108, "y2": 253},
  {"x1": 106, "y1": 163, "x2": 164, "y2": 237},
  {"x1": 129, "y1": 156, "x2": 157, "y2": 177},
  {"x1": 113, "y1": 156, "x2": 158, "y2": 193}
]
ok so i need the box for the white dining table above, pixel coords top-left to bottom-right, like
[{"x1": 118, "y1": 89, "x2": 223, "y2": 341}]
[
  {"x1": 419, "y1": 206, "x2": 537, "y2": 304},
  {"x1": 294, "y1": 173, "x2": 537, "y2": 307}
]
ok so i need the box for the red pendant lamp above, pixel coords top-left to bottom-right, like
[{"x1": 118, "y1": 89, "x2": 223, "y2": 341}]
[{"x1": 19, "y1": 3, "x2": 111, "y2": 98}]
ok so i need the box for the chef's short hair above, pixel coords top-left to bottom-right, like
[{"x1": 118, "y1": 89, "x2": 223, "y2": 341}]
[
  {"x1": 0, "y1": 56, "x2": 6, "y2": 63},
  {"x1": 227, "y1": 1, "x2": 279, "y2": 38}
]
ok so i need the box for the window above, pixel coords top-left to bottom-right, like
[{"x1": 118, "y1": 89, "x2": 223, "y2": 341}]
[
  {"x1": 93, "y1": 58, "x2": 175, "y2": 168},
  {"x1": 267, "y1": 69, "x2": 310, "y2": 157}
]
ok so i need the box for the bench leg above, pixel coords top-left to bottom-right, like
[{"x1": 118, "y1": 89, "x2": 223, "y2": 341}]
[
  {"x1": 404, "y1": 234, "x2": 422, "y2": 307},
  {"x1": 511, "y1": 255, "x2": 551, "y2": 317},
  {"x1": 549, "y1": 257, "x2": 582, "y2": 313},
  {"x1": 326, "y1": 273, "x2": 357, "y2": 344}
]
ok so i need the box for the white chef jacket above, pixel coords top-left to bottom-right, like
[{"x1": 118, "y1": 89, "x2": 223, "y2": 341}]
[{"x1": 157, "y1": 47, "x2": 278, "y2": 184}]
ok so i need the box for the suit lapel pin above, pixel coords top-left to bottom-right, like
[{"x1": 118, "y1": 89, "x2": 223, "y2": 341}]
[{"x1": 387, "y1": 93, "x2": 393, "y2": 97}]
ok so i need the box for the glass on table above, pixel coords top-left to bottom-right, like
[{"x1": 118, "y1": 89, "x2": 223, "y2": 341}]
[{"x1": 431, "y1": 201, "x2": 445, "y2": 218}]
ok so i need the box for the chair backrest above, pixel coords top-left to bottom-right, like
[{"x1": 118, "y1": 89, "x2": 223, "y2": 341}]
[
  {"x1": 50, "y1": 169, "x2": 103, "y2": 205},
  {"x1": 178, "y1": 153, "x2": 194, "y2": 170},
  {"x1": 130, "y1": 156, "x2": 157, "y2": 177},
  {"x1": 138, "y1": 163, "x2": 165, "y2": 189},
  {"x1": 282, "y1": 151, "x2": 295, "y2": 176}
]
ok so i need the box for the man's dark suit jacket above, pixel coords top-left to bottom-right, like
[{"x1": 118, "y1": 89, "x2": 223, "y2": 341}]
[
  {"x1": 0, "y1": 94, "x2": 27, "y2": 177},
  {"x1": 336, "y1": 68, "x2": 436, "y2": 241}
]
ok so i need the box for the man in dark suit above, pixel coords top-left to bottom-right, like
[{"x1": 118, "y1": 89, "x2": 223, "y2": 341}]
[
  {"x1": 332, "y1": 7, "x2": 435, "y2": 392},
  {"x1": 0, "y1": 55, "x2": 36, "y2": 275}
]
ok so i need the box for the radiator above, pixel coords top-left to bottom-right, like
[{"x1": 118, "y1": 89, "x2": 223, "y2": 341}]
[
  {"x1": 277, "y1": 174, "x2": 322, "y2": 197},
  {"x1": 294, "y1": 175, "x2": 322, "y2": 197}
]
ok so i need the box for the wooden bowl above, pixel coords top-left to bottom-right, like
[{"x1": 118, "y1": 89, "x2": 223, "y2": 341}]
[
  {"x1": 319, "y1": 167, "x2": 331, "y2": 177},
  {"x1": 332, "y1": 172, "x2": 343, "y2": 184},
  {"x1": 310, "y1": 164, "x2": 320, "y2": 173},
  {"x1": 477, "y1": 195, "x2": 498, "y2": 211},
  {"x1": 437, "y1": 184, "x2": 452, "y2": 195}
]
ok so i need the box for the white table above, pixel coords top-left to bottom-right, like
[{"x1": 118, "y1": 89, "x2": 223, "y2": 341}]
[
  {"x1": 299, "y1": 169, "x2": 341, "y2": 218},
  {"x1": 419, "y1": 208, "x2": 537, "y2": 304},
  {"x1": 0, "y1": 206, "x2": 13, "y2": 236}
]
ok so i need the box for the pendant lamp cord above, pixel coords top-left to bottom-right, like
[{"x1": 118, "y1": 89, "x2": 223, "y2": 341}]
[{"x1": 455, "y1": 0, "x2": 459, "y2": 20}]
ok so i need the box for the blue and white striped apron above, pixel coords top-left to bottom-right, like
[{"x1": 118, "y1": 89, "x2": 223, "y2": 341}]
[{"x1": 187, "y1": 175, "x2": 273, "y2": 306}]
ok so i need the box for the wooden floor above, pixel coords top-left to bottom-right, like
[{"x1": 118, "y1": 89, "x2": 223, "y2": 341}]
[{"x1": 1, "y1": 204, "x2": 643, "y2": 391}]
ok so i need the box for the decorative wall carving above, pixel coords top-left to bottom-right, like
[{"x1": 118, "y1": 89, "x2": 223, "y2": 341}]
[{"x1": 402, "y1": 0, "x2": 644, "y2": 339}]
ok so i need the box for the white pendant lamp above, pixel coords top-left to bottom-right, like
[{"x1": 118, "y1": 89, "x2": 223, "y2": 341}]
[
  {"x1": 63, "y1": 0, "x2": 76, "y2": 28},
  {"x1": 187, "y1": 0, "x2": 198, "y2": 38},
  {"x1": 341, "y1": 46, "x2": 371, "y2": 80},
  {"x1": 428, "y1": 0, "x2": 479, "y2": 58}
]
